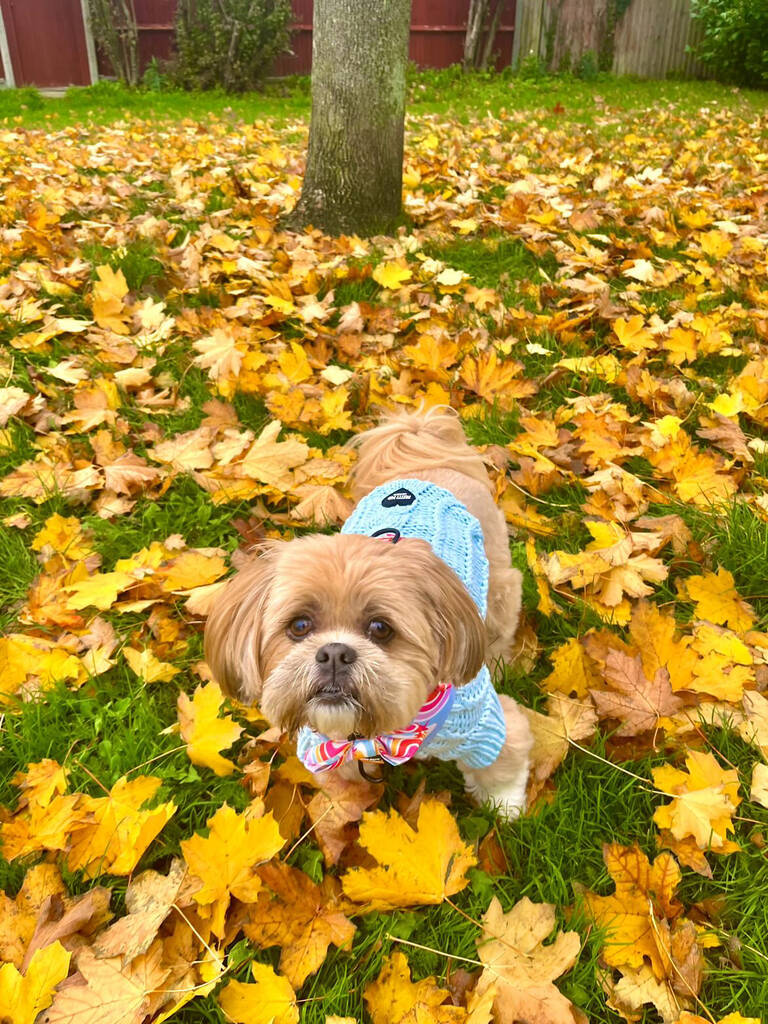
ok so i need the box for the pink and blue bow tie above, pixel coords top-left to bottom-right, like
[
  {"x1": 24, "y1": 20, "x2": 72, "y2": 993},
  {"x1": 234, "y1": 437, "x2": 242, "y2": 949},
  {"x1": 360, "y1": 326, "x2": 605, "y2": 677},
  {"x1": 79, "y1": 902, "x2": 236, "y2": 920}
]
[{"x1": 297, "y1": 682, "x2": 455, "y2": 773}]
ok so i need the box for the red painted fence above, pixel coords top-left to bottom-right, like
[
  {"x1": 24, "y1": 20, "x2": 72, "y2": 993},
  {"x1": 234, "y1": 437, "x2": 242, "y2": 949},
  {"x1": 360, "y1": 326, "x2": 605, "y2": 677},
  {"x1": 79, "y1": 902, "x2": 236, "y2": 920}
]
[
  {"x1": 271, "y1": 0, "x2": 517, "y2": 76},
  {"x1": 1, "y1": 0, "x2": 516, "y2": 87}
]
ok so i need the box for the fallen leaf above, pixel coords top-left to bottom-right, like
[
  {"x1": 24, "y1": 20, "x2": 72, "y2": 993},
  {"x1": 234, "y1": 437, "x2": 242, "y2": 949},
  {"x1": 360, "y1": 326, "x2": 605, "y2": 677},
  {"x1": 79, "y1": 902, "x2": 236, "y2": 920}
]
[
  {"x1": 341, "y1": 799, "x2": 476, "y2": 910},
  {"x1": 475, "y1": 896, "x2": 582, "y2": 1024},
  {"x1": 177, "y1": 681, "x2": 243, "y2": 776},
  {"x1": 181, "y1": 801, "x2": 284, "y2": 937},
  {"x1": 217, "y1": 961, "x2": 298, "y2": 1024},
  {"x1": 0, "y1": 941, "x2": 71, "y2": 1024},
  {"x1": 244, "y1": 861, "x2": 356, "y2": 987},
  {"x1": 364, "y1": 951, "x2": 466, "y2": 1024},
  {"x1": 652, "y1": 750, "x2": 741, "y2": 853},
  {"x1": 590, "y1": 649, "x2": 683, "y2": 736},
  {"x1": 680, "y1": 568, "x2": 755, "y2": 631}
]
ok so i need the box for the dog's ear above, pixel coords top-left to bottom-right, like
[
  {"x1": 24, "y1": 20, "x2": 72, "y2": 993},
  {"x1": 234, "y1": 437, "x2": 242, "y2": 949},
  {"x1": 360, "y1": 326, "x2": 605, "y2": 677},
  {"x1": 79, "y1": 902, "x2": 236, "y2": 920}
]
[
  {"x1": 402, "y1": 539, "x2": 487, "y2": 686},
  {"x1": 204, "y1": 546, "x2": 281, "y2": 705}
]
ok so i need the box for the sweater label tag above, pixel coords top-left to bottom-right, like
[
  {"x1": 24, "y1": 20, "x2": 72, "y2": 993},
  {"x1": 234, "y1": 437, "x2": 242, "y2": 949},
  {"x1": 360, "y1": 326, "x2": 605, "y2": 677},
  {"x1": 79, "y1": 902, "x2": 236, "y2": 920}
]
[{"x1": 381, "y1": 488, "x2": 415, "y2": 508}]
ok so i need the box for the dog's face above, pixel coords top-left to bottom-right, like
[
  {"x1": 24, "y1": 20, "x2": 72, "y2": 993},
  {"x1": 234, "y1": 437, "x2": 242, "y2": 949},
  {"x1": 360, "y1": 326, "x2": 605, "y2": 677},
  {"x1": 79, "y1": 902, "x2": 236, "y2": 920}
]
[{"x1": 204, "y1": 533, "x2": 486, "y2": 740}]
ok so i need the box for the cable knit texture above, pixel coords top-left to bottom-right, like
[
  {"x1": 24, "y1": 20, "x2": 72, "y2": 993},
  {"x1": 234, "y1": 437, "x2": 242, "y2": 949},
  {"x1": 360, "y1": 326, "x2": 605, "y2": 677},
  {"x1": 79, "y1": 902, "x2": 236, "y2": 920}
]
[{"x1": 296, "y1": 478, "x2": 507, "y2": 771}]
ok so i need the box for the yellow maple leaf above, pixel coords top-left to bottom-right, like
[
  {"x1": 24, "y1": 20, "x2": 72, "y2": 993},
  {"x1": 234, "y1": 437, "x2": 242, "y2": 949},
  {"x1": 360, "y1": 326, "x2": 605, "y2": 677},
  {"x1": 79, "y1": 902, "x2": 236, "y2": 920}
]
[
  {"x1": 680, "y1": 567, "x2": 756, "y2": 631},
  {"x1": 277, "y1": 340, "x2": 313, "y2": 383},
  {"x1": 0, "y1": 940, "x2": 71, "y2": 1024},
  {"x1": 541, "y1": 637, "x2": 596, "y2": 698},
  {"x1": 0, "y1": 635, "x2": 85, "y2": 700},
  {"x1": 91, "y1": 265, "x2": 131, "y2": 334},
  {"x1": 449, "y1": 217, "x2": 479, "y2": 235},
  {"x1": 435, "y1": 266, "x2": 467, "y2": 287},
  {"x1": 628, "y1": 600, "x2": 697, "y2": 692},
  {"x1": 193, "y1": 329, "x2": 244, "y2": 393},
  {"x1": 401, "y1": 333, "x2": 459, "y2": 382},
  {"x1": 672, "y1": 450, "x2": 738, "y2": 507},
  {"x1": 474, "y1": 896, "x2": 582, "y2": 1024},
  {"x1": 699, "y1": 229, "x2": 733, "y2": 260},
  {"x1": 0, "y1": 863, "x2": 67, "y2": 968},
  {"x1": 124, "y1": 647, "x2": 179, "y2": 684},
  {"x1": 218, "y1": 961, "x2": 298, "y2": 1024},
  {"x1": 460, "y1": 350, "x2": 533, "y2": 404},
  {"x1": 372, "y1": 260, "x2": 412, "y2": 290},
  {"x1": 66, "y1": 775, "x2": 177, "y2": 878},
  {"x1": 557, "y1": 353, "x2": 622, "y2": 382},
  {"x1": 11, "y1": 759, "x2": 69, "y2": 810},
  {"x1": 150, "y1": 426, "x2": 215, "y2": 472},
  {"x1": 318, "y1": 387, "x2": 353, "y2": 435},
  {"x1": 31, "y1": 513, "x2": 93, "y2": 562},
  {"x1": 178, "y1": 681, "x2": 243, "y2": 776},
  {"x1": 341, "y1": 799, "x2": 476, "y2": 910},
  {"x1": 244, "y1": 861, "x2": 356, "y2": 988},
  {"x1": 613, "y1": 315, "x2": 656, "y2": 352},
  {"x1": 42, "y1": 946, "x2": 165, "y2": 1023},
  {"x1": 524, "y1": 694, "x2": 597, "y2": 799},
  {"x1": 607, "y1": 962, "x2": 684, "y2": 1024},
  {"x1": 1, "y1": 789, "x2": 82, "y2": 861},
  {"x1": 364, "y1": 952, "x2": 465, "y2": 1024},
  {"x1": 181, "y1": 801, "x2": 284, "y2": 937},
  {"x1": 238, "y1": 420, "x2": 309, "y2": 489},
  {"x1": 625, "y1": 258, "x2": 656, "y2": 283},
  {"x1": 65, "y1": 570, "x2": 137, "y2": 611},
  {"x1": 663, "y1": 326, "x2": 698, "y2": 364},
  {"x1": 157, "y1": 550, "x2": 228, "y2": 592},
  {"x1": 582, "y1": 843, "x2": 683, "y2": 978},
  {"x1": 653, "y1": 750, "x2": 741, "y2": 852}
]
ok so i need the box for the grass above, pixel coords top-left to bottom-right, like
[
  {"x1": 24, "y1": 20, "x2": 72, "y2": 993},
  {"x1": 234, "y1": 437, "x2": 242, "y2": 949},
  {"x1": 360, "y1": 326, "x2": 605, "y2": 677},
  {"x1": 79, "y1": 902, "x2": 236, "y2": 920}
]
[
  {"x1": 0, "y1": 69, "x2": 767, "y2": 1024},
  {"x1": 2, "y1": 72, "x2": 768, "y2": 133}
]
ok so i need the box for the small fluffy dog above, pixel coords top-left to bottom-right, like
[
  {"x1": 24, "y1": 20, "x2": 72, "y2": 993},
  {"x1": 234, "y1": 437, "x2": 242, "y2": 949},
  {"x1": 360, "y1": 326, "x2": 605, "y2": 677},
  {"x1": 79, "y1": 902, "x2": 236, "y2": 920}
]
[{"x1": 205, "y1": 408, "x2": 532, "y2": 818}]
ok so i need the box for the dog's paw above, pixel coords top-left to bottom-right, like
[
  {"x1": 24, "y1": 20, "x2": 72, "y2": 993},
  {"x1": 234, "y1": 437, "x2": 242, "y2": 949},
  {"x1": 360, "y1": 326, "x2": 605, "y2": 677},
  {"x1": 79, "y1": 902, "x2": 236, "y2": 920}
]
[
  {"x1": 483, "y1": 777, "x2": 528, "y2": 821},
  {"x1": 462, "y1": 767, "x2": 529, "y2": 821}
]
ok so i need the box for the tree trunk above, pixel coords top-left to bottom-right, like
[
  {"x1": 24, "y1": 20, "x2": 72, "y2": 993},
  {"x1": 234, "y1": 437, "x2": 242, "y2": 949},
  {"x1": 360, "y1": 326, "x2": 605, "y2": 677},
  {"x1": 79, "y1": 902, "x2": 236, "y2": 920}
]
[
  {"x1": 546, "y1": 0, "x2": 610, "y2": 71},
  {"x1": 479, "y1": 0, "x2": 505, "y2": 70},
  {"x1": 286, "y1": 0, "x2": 412, "y2": 237},
  {"x1": 464, "y1": 0, "x2": 487, "y2": 69}
]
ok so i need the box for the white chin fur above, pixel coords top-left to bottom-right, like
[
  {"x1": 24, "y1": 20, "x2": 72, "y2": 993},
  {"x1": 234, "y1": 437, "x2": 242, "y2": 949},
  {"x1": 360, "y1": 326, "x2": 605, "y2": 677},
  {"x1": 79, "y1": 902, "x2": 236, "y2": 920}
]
[{"x1": 308, "y1": 699, "x2": 361, "y2": 740}]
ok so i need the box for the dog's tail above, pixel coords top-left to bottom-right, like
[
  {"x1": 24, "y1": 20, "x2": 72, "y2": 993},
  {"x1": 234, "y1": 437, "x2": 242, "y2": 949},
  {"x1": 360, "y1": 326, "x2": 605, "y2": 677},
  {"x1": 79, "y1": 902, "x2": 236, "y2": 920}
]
[{"x1": 348, "y1": 406, "x2": 492, "y2": 499}]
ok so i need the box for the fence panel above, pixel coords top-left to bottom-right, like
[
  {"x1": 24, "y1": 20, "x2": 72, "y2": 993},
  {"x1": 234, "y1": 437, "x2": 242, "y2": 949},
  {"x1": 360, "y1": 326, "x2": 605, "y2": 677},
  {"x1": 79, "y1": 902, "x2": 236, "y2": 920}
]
[
  {"x1": 126, "y1": 0, "x2": 517, "y2": 78},
  {"x1": 512, "y1": 0, "x2": 709, "y2": 78},
  {"x1": 1, "y1": 0, "x2": 91, "y2": 87},
  {"x1": 613, "y1": 0, "x2": 708, "y2": 78}
]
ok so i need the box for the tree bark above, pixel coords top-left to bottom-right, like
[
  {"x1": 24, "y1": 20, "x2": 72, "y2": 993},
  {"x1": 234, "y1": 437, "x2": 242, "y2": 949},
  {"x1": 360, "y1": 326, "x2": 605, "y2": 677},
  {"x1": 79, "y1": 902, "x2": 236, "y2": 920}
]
[
  {"x1": 464, "y1": 0, "x2": 486, "y2": 68},
  {"x1": 479, "y1": 0, "x2": 505, "y2": 70},
  {"x1": 286, "y1": 0, "x2": 412, "y2": 237},
  {"x1": 546, "y1": 0, "x2": 610, "y2": 71}
]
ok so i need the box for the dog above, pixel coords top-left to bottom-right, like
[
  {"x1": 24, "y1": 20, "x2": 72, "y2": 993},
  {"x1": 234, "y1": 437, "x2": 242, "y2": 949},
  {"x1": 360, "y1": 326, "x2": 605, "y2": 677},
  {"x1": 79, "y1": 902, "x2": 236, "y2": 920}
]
[{"x1": 205, "y1": 407, "x2": 532, "y2": 818}]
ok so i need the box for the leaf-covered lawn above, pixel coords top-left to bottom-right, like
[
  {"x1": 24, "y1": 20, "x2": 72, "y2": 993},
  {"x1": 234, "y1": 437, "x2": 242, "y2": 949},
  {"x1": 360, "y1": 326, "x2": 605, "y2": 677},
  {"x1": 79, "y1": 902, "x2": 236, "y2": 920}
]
[{"x1": 1, "y1": 76, "x2": 768, "y2": 1024}]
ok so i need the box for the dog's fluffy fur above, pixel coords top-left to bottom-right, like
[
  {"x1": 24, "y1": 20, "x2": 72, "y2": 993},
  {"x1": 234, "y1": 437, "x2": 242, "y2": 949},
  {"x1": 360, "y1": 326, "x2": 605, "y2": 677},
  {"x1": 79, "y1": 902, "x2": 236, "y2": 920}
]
[{"x1": 205, "y1": 407, "x2": 532, "y2": 818}]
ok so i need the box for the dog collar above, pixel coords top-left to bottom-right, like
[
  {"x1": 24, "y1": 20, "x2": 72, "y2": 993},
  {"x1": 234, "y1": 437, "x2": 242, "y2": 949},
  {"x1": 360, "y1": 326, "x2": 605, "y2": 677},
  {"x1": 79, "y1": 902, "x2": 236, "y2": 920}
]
[{"x1": 296, "y1": 681, "x2": 455, "y2": 773}]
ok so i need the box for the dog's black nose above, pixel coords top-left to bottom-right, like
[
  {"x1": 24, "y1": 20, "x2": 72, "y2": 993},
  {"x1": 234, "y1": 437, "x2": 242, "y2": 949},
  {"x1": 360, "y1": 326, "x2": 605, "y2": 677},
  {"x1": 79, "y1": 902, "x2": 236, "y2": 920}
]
[{"x1": 315, "y1": 642, "x2": 358, "y2": 669}]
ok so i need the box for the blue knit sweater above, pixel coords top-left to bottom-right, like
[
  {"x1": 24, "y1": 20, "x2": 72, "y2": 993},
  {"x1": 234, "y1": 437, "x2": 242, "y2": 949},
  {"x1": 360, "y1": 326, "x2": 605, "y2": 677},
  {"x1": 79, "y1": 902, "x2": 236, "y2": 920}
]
[{"x1": 297, "y1": 479, "x2": 507, "y2": 770}]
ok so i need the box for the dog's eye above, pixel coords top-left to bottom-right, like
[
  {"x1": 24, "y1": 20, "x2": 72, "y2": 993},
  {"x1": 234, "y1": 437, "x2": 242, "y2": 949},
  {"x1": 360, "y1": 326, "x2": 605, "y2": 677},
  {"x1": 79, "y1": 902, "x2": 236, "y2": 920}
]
[
  {"x1": 287, "y1": 616, "x2": 313, "y2": 639},
  {"x1": 367, "y1": 619, "x2": 393, "y2": 643}
]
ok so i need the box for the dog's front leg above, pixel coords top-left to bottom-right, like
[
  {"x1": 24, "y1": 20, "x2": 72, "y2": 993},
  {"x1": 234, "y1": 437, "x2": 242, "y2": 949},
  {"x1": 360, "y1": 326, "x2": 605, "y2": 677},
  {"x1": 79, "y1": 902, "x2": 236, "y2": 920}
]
[{"x1": 460, "y1": 696, "x2": 533, "y2": 820}]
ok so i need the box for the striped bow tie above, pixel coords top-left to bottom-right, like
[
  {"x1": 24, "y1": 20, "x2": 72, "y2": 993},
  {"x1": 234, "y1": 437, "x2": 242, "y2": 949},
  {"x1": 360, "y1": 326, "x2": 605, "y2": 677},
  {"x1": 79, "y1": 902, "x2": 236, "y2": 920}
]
[{"x1": 297, "y1": 682, "x2": 455, "y2": 773}]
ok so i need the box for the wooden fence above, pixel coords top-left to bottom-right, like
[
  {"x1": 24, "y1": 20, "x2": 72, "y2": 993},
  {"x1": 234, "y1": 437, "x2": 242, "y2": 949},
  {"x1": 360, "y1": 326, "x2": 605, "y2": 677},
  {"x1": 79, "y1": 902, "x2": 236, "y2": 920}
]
[
  {"x1": 0, "y1": 0, "x2": 517, "y2": 87},
  {"x1": 111, "y1": 0, "x2": 519, "y2": 79},
  {"x1": 512, "y1": 0, "x2": 709, "y2": 78}
]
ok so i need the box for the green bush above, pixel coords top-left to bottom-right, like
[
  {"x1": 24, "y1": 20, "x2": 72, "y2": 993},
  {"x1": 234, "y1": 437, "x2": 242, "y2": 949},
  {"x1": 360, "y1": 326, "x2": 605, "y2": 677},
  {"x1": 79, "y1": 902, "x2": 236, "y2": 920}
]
[
  {"x1": 172, "y1": 0, "x2": 292, "y2": 93},
  {"x1": 691, "y1": 0, "x2": 768, "y2": 87},
  {"x1": 517, "y1": 52, "x2": 548, "y2": 81}
]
